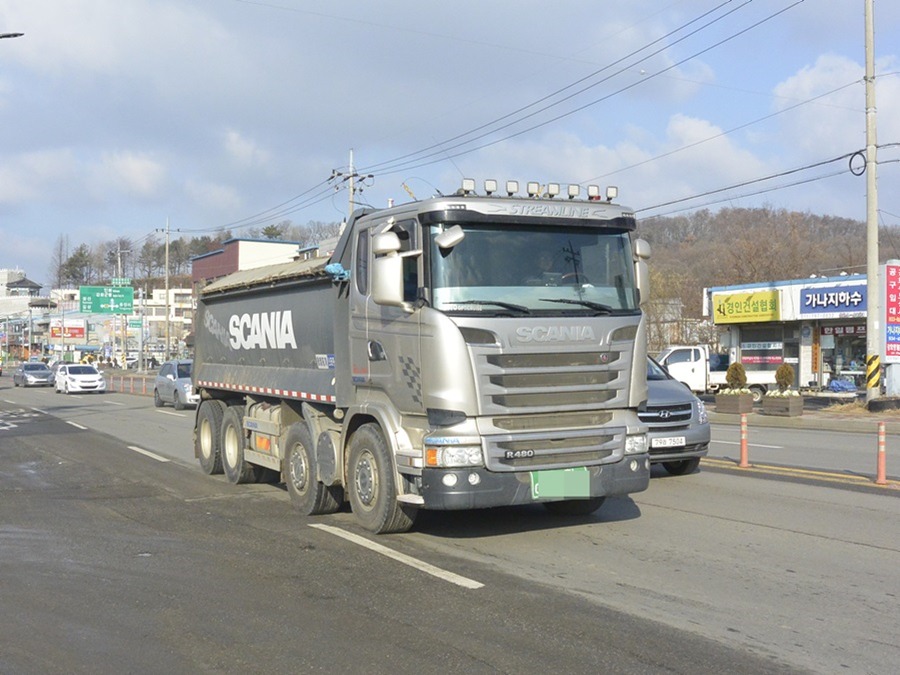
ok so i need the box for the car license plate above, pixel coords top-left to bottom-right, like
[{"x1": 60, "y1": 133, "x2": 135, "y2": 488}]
[{"x1": 651, "y1": 436, "x2": 685, "y2": 448}]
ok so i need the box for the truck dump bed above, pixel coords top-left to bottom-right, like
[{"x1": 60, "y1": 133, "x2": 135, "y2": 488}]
[{"x1": 194, "y1": 256, "x2": 336, "y2": 402}]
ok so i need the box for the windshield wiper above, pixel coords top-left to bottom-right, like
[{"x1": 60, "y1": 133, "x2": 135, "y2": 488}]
[
  {"x1": 453, "y1": 299, "x2": 531, "y2": 314},
  {"x1": 540, "y1": 298, "x2": 615, "y2": 314}
]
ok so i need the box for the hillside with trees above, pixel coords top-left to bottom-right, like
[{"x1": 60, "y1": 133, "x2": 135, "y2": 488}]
[{"x1": 636, "y1": 206, "x2": 900, "y2": 349}]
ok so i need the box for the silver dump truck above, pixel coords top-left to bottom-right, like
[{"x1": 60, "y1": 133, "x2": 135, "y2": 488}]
[{"x1": 193, "y1": 179, "x2": 652, "y2": 533}]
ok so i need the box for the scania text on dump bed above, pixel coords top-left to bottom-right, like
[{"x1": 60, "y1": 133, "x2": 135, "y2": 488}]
[{"x1": 192, "y1": 179, "x2": 652, "y2": 533}]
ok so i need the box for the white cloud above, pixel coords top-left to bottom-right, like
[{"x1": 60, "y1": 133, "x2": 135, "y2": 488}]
[
  {"x1": 184, "y1": 179, "x2": 243, "y2": 215},
  {"x1": 223, "y1": 129, "x2": 271, "y2": 168},
  {"x1": 90, "y1": 151, "x2": 166, "y2": 199}
]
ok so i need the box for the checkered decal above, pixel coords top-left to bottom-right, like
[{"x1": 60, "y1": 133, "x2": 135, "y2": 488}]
[{"x1": 398, "y1": 355, "x2": 422, "y2": 406}]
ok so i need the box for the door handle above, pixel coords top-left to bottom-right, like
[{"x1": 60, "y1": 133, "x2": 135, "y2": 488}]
[{"x1": 367, "y1": 340, "x2": 386, "y2": 362}]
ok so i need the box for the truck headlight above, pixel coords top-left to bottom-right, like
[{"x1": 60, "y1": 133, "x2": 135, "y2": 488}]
[
  {"x1": 624, "y1": 433, "x2": 648, "y2": 455},
  {"x1": 697, "y1": 399, "x2": 708, "y2": 424},
  {"x1": 425, "y1": 445, "x2": 483, "y2": 468}
]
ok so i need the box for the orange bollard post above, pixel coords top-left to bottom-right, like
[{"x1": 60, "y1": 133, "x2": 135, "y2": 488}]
[
  {"x1": 738, "y1": 412, "x2": 751, "y2": 468},
  {"x1": 875, "y1": 421, "x2": 888, "y2": 485}
]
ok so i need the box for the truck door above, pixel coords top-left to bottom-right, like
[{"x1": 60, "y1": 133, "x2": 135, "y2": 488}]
[
  {"x1": 660, "y1": 347, "x2": 706, "y2": 393},
  {"x1": 348, "y1": 218, "x2": 424, "y2": 414}
]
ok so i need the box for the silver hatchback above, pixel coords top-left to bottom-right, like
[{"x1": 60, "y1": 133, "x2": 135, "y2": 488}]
[{"x1": 153, "y1": 359, "x2": 199, "y2": 410}]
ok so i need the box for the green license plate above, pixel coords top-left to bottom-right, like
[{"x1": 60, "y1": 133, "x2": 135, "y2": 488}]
[{"x1": 530, "y1": 467, "x2": 590, "y2": 500}]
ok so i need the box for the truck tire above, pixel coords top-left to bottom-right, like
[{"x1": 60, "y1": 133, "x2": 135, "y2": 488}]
[
  {"x1": 195, "y1": 400, "x2": 225, "y2": 475},
  {"x1": 221, "y1": 405, "x2": 258, "y2": 484},
  {"x1": 661, "y1": 457, "x2": 701, "y2": 476},
  {"x1": 347, "y1": 424, "x2": 416, "y2": 534},
  {"x1": 543, "y1": 497, "x2": 605, "y2": 516},
  {"x1": 749, "y1": 385, "x2": 766, "y2": 403},
  {"x1": 284, "y1": 424, "x2": 343, "y2": 515}
]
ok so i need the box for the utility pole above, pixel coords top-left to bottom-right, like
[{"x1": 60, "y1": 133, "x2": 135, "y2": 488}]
[
  {"x1": 329, "y1": 150, "x2": 373, "y2": 223},
  {"x1": 864, "y1": 0, "x2": 880, "y2": 403},
  {"x1": 165, "y1": 218, "x2": 171, "y2": 360},
  {"x1": 116, "y1": 243, "x2": 131, "y2": 366}
]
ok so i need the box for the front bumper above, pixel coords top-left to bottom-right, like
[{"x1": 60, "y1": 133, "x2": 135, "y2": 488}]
[{"x1": 419, "y1": 455, "x2": 650, "y2": 510}]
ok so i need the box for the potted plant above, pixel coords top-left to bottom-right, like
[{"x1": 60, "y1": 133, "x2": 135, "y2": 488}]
[
  {"x1": 762, "y1": 363, "x2": 804, "y2": 416},
  {"x1": 714, "y1": 362, "x2": 754, "y2": 414}
]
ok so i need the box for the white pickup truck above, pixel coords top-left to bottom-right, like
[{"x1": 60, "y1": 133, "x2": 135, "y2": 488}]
[{"x1": 656, "y1": 344, "x2": 775, "y2": 402}]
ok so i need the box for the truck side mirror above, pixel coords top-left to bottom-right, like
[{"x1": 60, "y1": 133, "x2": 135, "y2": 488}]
[
  {"x1": 633, "y1": 238, "x2": 651, "y2": 307},
  {"x1": 371, "y1": 232, "x2": 404, "y2": 306}
]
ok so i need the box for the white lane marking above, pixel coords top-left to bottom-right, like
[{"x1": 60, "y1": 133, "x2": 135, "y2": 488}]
[
  {"x1": 66, "y1": 421, "x2": 88, "y2": 430},
  {"x1": 104, "y1": 400, "x2": 126, "y2": 406},
  {"x1": 309, "y1": 523, "x2": 484, "y2": 590},
  {"x1": 155, "y1": 410, "x2": 187, "y2": 417},
  {"x1": 128, "y1": 445, "x2": 171, "y2": 463},
  {"x1": 714, "y1": 440, "x2": 783, "y2": 449},
  {"x1": 31, "y1": 408, "x2": 48, "y2": 414}
]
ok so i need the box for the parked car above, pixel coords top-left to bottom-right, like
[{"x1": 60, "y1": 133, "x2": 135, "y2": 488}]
[
  {"x1": 154, "y1": 359, "x2": 199, "y2": 410},
  {"x1": 12, "y1": 362, "x2": 54, "y2": 387},
  {"x1": 55, "y1": 363, "x2": 107, "y2": 394},
  {"x1": 640, "y1": 356, "x2": 710, "y2": 476}
]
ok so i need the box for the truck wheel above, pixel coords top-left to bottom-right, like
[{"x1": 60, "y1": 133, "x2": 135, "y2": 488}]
[
  {"x1": 153, "y1": 389, "x2": 164, "y2": 408},
  {"x1": 284, "y1": 424, "x2": 342, "y2": 515},
  {"x1": 221, "y1": 405, "x2": 258, "y2": 484},
  {"x1": 543, "y1": 497, "x2": 605, "y2": 516},
  {"x1": 195, "y1": 400, "x2": 225, "y2": 475},
  {"x1": 749, "y1": 385, "x2": 766, "y2": 403},
  {"x1": 661, "y1": 457, "x2": 701, "y2": 476},
  {"x1": 347, "y1": 424, "x2": 416, "y2": 534}
]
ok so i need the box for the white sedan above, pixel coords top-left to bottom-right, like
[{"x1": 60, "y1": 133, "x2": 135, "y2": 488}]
[{"x1": 55, "y1": 364, "x2": 107, "y2": 394}]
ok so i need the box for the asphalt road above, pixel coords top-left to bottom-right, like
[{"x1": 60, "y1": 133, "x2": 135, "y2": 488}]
[{"x1": 2, "y1": 380, "x2": 899, "y2": 674}]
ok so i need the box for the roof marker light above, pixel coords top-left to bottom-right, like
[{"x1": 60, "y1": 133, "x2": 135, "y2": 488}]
[
  {"x1": 484, "y1": 179, "x2": 498, "y2": 196},
  {"x1": 567, "y1": 185, "x2": 580, "y2": 199},
  {"x1": 587, "y1": 185, "x2": 601, "y2": 201},
  {"x1": 506, "y1": 181, "x2": 519, "y2": 196},
  {"x1": 606, "y1": 186, "x2": 619, "y2": 202},
  {"x1": 461, "y1": 178, "x2": 476, "y2": 195},
  {"x1": 547, "y1": 183, "x2": 560, "y2": 198},
  {"x1": 527, "y1": 182, "x2": 540, "y2": 197}
]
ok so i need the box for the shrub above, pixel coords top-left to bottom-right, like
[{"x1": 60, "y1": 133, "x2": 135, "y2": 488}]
[
  {"x1": 775, "y1": 363, "x2": 795, "y2": 392},
  {"x1": 725, "y1": 362, "x2": 747, "y2": 389}
]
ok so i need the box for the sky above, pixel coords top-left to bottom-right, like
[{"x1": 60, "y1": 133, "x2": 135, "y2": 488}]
[{"x1": 1, "y1": 0, "x2": 899, "y2": 287}]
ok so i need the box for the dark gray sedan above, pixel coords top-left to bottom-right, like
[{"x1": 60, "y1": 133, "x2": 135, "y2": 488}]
[
  {"x1": 640, "y1": 356, "x2": 711, "y2": 476},
  {"x1": 13, "y1": 362, "x2": 54, "y2": 387}
]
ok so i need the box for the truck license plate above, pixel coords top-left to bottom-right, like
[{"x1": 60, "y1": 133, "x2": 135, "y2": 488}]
[{"x1": 651, "y1": 436, "x2": 685, "y2": 448}]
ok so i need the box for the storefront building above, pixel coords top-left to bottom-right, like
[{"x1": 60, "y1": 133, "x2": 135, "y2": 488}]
[{"x1": 706, "y1": 274, "x2": 868, "y2": 389}]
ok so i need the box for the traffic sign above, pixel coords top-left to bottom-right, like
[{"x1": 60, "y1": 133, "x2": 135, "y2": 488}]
[
  {"x1": 111, "y1": 277, "x2": 131, "y2": 286},
  {"x1": 79, "y1": 286, "x2": 134, "y2": 314}
]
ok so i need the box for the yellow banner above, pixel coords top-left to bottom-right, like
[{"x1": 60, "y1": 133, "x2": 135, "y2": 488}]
[{"x1": 712, "y1": 290, "x2": 779, "y2": 324}]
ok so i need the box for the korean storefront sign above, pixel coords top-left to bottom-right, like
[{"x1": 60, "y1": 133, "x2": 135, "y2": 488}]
[
  {"x1": 883, "y1": 263, "x2": 900, "y2": 362},
  {"x1": 799, "y1": 283, "x2": 867, "y2": 319},
  {"x1": 712, "y1": 290, "x2": 780, "y2": 324}
]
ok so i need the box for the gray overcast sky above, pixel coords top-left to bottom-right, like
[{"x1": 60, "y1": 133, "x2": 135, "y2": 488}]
[{"x1": 1, "y1": 0, "x2": 899, "y2": 284}]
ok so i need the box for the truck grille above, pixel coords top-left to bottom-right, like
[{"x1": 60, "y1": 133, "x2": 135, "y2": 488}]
[{"x1": 477, "y1": 350, "x2": 630, "y2": 415}]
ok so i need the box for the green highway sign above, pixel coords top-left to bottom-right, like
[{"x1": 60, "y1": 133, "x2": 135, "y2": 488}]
[
  {"x1": 80, "y1": 286, "x2": 134, "y2": 314},
  {"x1": 128, "y1": 319, "x2": 142, "y2": 328}
]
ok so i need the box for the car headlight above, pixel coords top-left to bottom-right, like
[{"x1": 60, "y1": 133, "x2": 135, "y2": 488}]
[
  {"x1": 624, "y1": 433, "x2": 648, "y2": 455},
  {"x1": 697, "y1": 399, "x2": 709, "y2": 424},
  {"x1": 425, "y1": 445, "x2": 483, "y2": 468}
]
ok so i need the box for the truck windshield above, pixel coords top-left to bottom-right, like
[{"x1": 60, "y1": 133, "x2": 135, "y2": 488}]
[{"x1": 428, "y1": 224, "x2": 639, "y2": 314}]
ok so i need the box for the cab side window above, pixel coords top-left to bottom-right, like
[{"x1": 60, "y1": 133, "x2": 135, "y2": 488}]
[{"x1": 355, "y1": 231, "x2": 369, "y2": 295}]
